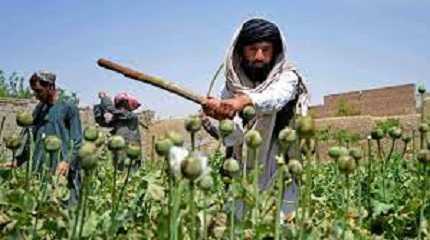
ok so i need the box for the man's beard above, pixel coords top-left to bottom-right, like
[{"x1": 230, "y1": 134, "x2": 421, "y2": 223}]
[{"x1": 241, "y1": 60, "x2": 274, "y2": 83}]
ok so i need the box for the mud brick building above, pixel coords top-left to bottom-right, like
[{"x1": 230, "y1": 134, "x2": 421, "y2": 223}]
[{"x1": 310, "y1": 84, "x2": 417, "y2": 118}]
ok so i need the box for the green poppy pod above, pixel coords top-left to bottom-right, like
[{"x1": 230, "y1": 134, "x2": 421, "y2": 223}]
[
  {"x1": 78, "y1": 142, "x2": 96, "y2": 159},
  {"x1": 79, "y1": 142, "x2": 98, "y2": 171},
  {"x1": 126, "y1": 143, "x2": 141, "y2": 159},
  {"x1": 288, "y1": 159, "x2": 303, "y2": 176},
  {"x1": 155, "y1": 137, "x2": 173, "y2": 157},
  {"x1": 295, "y1": 115, "x2": 315, "y2": 138},
  {"x1": 418, "y1": 123, "x2": 429, "y2": 133},
  {"x1": 223, "y1": 158, "x2": 240, "y2": 177},
  {"x1": 242, "y1": 105, "x2": 256, "y2": 121},
  {"x1": 278, "y1": 127, "x2": 297, "y2": 149},
  {"x1": 16, "y1": 111, "x2": 33, "y2": 127},
  {"x1": 166, "y1": 131, "x2": 184, "y2": 146},
  {"x1": 417, "y1": 149, "x2": 430, "y2": 164},
  {"x1": 84, "y1": 126, "x2": 99, "y2": 142},
  {"x1": 388, "y1": 127, "x2": 402, "y2": 139},
  {"x1": 328, "y1": 146, "x2": 348, "y2": 160},
  {"x1": 401, "y1": 135, "x2": 412, "y2": 143},
  {"x1": 184, "y1": 116, "x2": 202, "y2": 133},
  {"x1": 5, "y1": 134, "x2": 21, "y2": 150},
  {"x1": 108, "y1": 135, "x2": 126, "y2": 151},
  {"x1": 180, "y1": 154, "x2": 203, "y2": 181},
  {"x1": 370, "y1": 128, "x2": 385, "y2": 140},
  {"x1": 245, "y1": 130, "x2": 262, "y2": 149},
  {"x1": 199, "y1": 174, "x2": 214, "y2": 191},
  {"x1": 218, "y1": 119, "x2": 234, "y2": 137},
  {"x1": 338, "y1": 155, "x2": 356, "y2": 175},
  {"x1": 349, "y1": 147, "x2": 363, "y2": 162},
  {"x1": 44, "y1": 135, "x2": 62, "y2": 152}
]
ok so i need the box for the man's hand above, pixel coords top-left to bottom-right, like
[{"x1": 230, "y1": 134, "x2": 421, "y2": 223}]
[
  {"x1": 104, "y1": 112, "x2": 113, "y2": 122},
  {"x1": 202, "y1": 97, "x2": 225, "y2": 120},
  {"x1": 56, "y1": 161, "x2": 70, "y2": 176},
  {"x1": 202, "y1": 94, "x2": 252, "y2": 120},
  {"x1": 0, "y1": 162, "x2": 17, "y2": 169}
]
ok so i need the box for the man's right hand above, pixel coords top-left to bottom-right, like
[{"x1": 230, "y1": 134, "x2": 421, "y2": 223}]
[
  {"x1": 0, "y1": 162, "x2": 17, "y2": 169},
  {"x1": 202, "y1": 97, "x2": 231, "y2": 120},
  {"x1": 104, "y1": 112, "x2": 113, "y2": 122}
]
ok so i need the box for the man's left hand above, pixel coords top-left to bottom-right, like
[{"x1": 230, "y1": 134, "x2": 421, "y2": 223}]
[{"x1": 56, "y1": 161, "x2": 70, "y2": 176}]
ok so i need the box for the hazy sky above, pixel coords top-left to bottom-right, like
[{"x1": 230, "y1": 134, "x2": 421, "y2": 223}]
[{"x1": 1, "y1": 0, "x2": 429, "y2": 118}]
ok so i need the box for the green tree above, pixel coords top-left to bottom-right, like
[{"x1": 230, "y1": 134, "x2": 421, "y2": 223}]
[
  {"x1": 0, "y1": 70, "x2": 32, "y2": 99},
  {"x1": 336, "y1": 97, "x2": 360, "y2": 117}
]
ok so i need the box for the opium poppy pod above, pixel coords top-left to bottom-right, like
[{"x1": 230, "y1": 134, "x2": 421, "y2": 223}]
[
  {"x1": 185, "y1": 116, "x2": 202, "y2": 133},
  {"x1": 108, "y1": 135, "x2": 126, "y2": 151},
  {"x1": 288, "y1": 159, "x2": 303, "y2": 176},
  {"x1": 84, "y1": 126, "x2": 99, "y2": 142},
  {"x1": 166, "y1": 131, "x2": 184, "y2": 147},
  {"x1": 5, "y1": 134, "x2": 21, "y2": 150},
  {"x1": 218, "y1": 119, "x2": 234, "y2": 137},
  {"x1": 296, "y1": 115, "x2": 315, "y2": 139},
  {"x1": 199, "y1": 174, "x2": 214, "y2": 191},
  {"x1": 44, "y1": 135, "x2": 62, "y2": 152},
  {"x1": 278, "y1": 127, "x2": 297, "y2": 149},
  {"x1": 181, "y1": 154, "x2": 205, "y2": 181},
  {"x1": 155, "y1": 138, "x2": 173, "y2": 157},
  {"x1": 126, "y1": 143, "x2": 141, "y2": 159},
  {"x1": 417, "y1": 149, "x2": 430, "y2": 164},
  {"x1": 419, "y1": 123, "x2": 429, "y2": 134},
  {"x1": 370, "y1": 128, "x2": 384, "y2": 140},
  {"x1": 241, "y1": 105, "x2": 256, "y2": 121},
  {"x1": 401, "y1": 135, "x2": 412, "y2": 143},
  {"x1": 16, "y1": 111, "x2": 33, "y2": 127},
  {"x1": 388, "y1": 127, "x2": 402, "y2": 139},
  {"x1": 338, "y1": 155, "x2": 356, "y2": 175},
  {"x1": 328, "y1": 146, "x2": 348, "y2": 160},
  {"x1": 79, "y1": 142, "x2": 98, "y2": 170},
  {"x1": 223, "y1": 158, "x2": 240, "y2": 177},
  {"x1": 245, "y1": 130, "x2": 262, "y2": 149}
]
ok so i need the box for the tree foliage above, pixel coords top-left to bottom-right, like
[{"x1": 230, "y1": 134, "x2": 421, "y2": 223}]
[
  {"x1": 336, "y1": 97, "x2": 361, "y2": 117},
  {"x1": 0, "y1": 70, "x2": 32, "y2": 99}
]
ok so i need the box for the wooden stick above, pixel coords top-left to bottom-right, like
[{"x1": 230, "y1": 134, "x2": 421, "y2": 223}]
[{"x1": 97, "y1": 58, "x2": 205, "y2": 104}]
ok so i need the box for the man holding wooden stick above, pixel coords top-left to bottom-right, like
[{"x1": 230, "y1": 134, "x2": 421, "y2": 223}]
[{"x1": 202, "y1": 18, "x2": 310, "y2": 217}]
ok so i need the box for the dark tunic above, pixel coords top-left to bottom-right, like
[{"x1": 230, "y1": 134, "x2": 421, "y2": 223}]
[
  {"x1": 93, "y1": 96, "x2": 141, "y2": 144},
  {"x1": 93, "y1": 96, "x2": 142, "y2": 169},
  {"x1": 16, "y1": 100, "x2": 83, "y2": 202},
  {"x1": 17, "y1": 101, "x2": 82, "y2": 169}
]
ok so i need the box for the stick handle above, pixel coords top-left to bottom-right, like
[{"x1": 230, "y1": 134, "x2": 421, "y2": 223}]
[{"x1": 97, "y1": 58, "x2": 205, "y2": 104}]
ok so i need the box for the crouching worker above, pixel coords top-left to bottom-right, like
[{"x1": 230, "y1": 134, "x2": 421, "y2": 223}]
[
  {"x1": 93, "y1": 91, "x2": 142, "y2": 169},
  {"x1": 2, "y1": 71, "x2": 83, "y2": 204}
]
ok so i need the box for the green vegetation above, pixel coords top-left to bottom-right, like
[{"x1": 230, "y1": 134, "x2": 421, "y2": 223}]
[
  {"x1": 0, "y1": 86, "x2": 429, "y2": 239},
  {"x1": 0, "y1": 70, "x2": 32, "y2": 99},
  {"x1": 336, "y1": 97, "x2": 361, "y2": 117}
]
